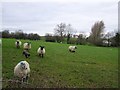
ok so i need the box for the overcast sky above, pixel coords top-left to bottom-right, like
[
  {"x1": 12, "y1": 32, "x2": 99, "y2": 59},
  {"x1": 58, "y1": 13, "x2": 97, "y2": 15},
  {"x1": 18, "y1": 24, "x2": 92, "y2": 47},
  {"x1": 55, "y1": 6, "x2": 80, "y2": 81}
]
[{"x1": 1, "y1": 0, "x2": 119, "y2": 36}]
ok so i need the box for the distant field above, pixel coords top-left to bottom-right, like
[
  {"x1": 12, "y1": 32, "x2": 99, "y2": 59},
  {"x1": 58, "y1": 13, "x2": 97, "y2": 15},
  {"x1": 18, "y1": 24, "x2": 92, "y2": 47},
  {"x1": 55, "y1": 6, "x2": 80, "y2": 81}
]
[{"x1": 2, "y1": 38, "x2": 118, "y2": 88}]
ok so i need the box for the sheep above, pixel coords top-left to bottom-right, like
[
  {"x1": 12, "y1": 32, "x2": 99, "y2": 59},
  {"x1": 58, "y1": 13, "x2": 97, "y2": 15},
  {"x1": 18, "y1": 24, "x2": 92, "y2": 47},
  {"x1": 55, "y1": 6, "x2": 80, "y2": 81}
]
[
  {"x1": 23, "y1": 50, "x2": 30, "y2": 58},
  {"x1": 14, "y1": 60, "x2": 30, "y2": 83},
  {"x1": 15, "y1": 40, "x2": 22, "y2": 48},
  {"x1": 23, "y1": 42, "x2": 31, "y2": 50},
  {"x1": 68, "y1": 46, "x2": 77, "y2": 52},
  {"x1": 37, "y1": 46, "x2": 45, "y2": 58}
]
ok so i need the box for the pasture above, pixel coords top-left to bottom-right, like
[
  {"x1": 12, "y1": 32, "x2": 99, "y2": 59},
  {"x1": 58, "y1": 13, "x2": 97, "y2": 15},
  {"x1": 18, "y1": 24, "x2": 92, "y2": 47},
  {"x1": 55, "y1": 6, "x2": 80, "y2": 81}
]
[{"x1": 2, "y1": 38, "x2": 118, "y2": 88}]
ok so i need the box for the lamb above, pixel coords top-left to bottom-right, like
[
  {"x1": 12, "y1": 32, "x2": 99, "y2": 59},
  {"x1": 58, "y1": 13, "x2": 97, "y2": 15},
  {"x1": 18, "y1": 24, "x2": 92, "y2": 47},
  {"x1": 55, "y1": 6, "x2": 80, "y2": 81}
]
[
  {"x1": 23, "y1": 50, "x2": 30, "y2": 58},
  {"x1": 14, "y1": 60, "x2": 30, "y2": 83},
  {"x1": 68, "y1": 46, "x2": 77, "y2": 52},
  {"x1": 15, "y1": 40, "x2": 22, "y2": 48},
  {"x1": 37, "y1": 46, "x2": 45, "y2": 58},
  {"x1": 23, "y1": 42, "x2": 31, "y2": 50}
]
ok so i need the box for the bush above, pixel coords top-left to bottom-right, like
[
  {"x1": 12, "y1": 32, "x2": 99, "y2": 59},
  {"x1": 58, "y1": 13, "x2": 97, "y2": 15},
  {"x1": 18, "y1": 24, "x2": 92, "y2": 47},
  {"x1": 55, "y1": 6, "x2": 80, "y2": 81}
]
[
  {"x1": 2, "y1": 30, "x2": 41, "y2": 40},
  {"x1": 45, "y1": 36, "x2": 56, "y2": 42},
  {"x1": 67, "y1": 38, "x2": 77, "y2": 44}
]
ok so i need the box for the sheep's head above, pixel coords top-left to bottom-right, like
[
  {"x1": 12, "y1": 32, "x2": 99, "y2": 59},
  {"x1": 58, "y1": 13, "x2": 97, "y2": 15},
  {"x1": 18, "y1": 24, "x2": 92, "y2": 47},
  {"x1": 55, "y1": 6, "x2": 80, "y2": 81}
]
[
  {"x1": 20, "y1": 61, "x2": 27, "y2": 70},
  {"x1": 16, "y1": 40, "x2": 19, "y2": 44},
  {"x1": 27, "y1": 42, "x2": 31, "y2": 46},
  {"x1": 40, "y1": 46, "x2": 45, "y2": 50}
]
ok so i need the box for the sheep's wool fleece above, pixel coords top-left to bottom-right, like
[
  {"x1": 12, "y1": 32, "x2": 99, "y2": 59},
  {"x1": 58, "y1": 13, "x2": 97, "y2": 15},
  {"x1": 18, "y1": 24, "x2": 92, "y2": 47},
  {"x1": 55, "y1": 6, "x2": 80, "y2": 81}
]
[
  {"x1": 37, "y1": 48, "x2": 45, "y2": 54},
  {"x1": 69, "y1": 46, "x2": 76, "y2": 51},
  {"x1": 14, "y1": 61, "x2": 30, "y2": 78},
  {"x1": 23, "y1": 43, "x2": 31, "y2": 49}
]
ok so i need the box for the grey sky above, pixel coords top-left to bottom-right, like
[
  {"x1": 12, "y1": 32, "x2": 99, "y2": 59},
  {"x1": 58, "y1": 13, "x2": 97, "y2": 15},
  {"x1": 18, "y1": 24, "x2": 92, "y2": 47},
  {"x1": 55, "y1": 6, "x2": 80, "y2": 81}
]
[{"x1": 2, "y1": 0, "x2": 118, "y2": 36}]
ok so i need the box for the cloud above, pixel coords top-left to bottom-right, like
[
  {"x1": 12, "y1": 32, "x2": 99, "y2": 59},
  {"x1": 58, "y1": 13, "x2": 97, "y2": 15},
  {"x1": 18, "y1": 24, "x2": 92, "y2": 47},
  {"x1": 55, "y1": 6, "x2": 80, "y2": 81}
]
[
  {"x1": 118, "y1": 1, "x2": 120, "y2": 31},
  {"x1": 1, "y1": 0, "x2": 119, "y2": 3},
  {"x1": 2, "y1": 1, "x2": 118, "y2": 36}
]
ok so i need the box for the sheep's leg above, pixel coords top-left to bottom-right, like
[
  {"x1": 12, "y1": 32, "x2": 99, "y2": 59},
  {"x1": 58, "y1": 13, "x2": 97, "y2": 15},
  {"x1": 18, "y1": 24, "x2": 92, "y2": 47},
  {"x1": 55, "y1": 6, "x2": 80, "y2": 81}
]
[
  {"x1": 26, "y1": 75, "x2": 29, "y2": 83},
  {"x1": 18, "y1": 45, "x2": 20, "y2": 48},
  {"x1": 41, "y1": 54, "x2": 43, "y2": 58},
  {"x1": 24, "y1": 54, "x2": 27, "y2": 58},
  {"x1": 17, "y1": 45, "x2": 19, "y2": 48},
  {"x1": 40, "y1": 54, "x2": 42, "y2": 58},
  {"x1": 21, "y1": 78, "x2": 23, "y2": 82},
  {"x1": 26, "y1": 55, "x2": 28, "y2": 58},
  {"x1": 22, "y1": 77, "x2": 26, "y2": 82}
]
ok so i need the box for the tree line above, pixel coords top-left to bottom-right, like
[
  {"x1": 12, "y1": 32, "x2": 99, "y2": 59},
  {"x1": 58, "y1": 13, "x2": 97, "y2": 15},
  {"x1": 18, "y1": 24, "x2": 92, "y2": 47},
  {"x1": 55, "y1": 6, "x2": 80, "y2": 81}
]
[
  {"x1": 1, "y1": 30, "x2": 40, "y2": 40},
  {"x1": 45, "y1": 21, "x2": 120, "y2": 47},
  {"x1": 1, "y1": 20, "x2": 120, "y2": 47}
]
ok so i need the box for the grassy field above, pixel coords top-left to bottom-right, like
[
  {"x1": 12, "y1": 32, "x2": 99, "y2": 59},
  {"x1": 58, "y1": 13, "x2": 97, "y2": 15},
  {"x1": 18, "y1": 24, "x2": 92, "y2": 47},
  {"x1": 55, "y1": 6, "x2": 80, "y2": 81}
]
[{"x1": 2, "y1": 38, "x2": 118, "y2": 88}]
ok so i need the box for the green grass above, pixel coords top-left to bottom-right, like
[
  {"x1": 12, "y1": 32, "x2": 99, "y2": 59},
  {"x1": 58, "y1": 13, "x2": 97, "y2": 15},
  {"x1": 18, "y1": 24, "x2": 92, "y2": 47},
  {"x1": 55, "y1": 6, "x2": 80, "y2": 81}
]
[{"x1": 2, "y1": 38, "x2": 118, "y2": 88}]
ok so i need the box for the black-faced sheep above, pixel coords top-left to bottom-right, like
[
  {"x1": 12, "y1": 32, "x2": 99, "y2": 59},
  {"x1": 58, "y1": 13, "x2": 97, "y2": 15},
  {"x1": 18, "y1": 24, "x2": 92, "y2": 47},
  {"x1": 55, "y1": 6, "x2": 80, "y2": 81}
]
[
  {"x1": 23, "y1": 42, "x2": 31, "y2": 50},
  {"x1": 23, "y1": 50, "x2": 30, "y2": 58},
  {"x1": 15, "y1": 40, "x2": 22, "y2": 48},
  {"x1": 14, "y1": 60, "x2": 30, "y2": 83},
  {"x1": 37, "y1": 46, "x2": 45, "y2": 58},
  {"x1": 68, "y1": 46, "x2": 77, "y2": 52}
]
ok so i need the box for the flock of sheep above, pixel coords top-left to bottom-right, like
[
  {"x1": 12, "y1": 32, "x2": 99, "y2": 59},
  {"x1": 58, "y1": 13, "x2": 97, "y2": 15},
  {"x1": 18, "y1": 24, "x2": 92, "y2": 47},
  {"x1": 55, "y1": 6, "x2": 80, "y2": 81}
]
[{"x1": 14, "y1": 40, "x2": 77, "y2": 83}]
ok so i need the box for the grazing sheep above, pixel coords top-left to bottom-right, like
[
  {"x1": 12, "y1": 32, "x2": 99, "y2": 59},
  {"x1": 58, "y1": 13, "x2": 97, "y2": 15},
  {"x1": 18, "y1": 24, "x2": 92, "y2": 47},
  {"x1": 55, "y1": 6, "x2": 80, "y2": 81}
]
[
  {"x1": 15, "y1": 40, "x2": 22, "y2": 48},
  {"x1": 37, "y1": 46, "x2": 45, "y2": 58},
  {"x1": 68, "y1": 46, "x2": 77, "y2": 52},
  {"x1": 23, "y1": 42, "x2": 31, "y2": 50},
  {"x1": 23, "y1": 50, "x2": 30, "y2": 58},
  {"x1": 14, "y1": 60, "x2": 30, "y2": 83}
]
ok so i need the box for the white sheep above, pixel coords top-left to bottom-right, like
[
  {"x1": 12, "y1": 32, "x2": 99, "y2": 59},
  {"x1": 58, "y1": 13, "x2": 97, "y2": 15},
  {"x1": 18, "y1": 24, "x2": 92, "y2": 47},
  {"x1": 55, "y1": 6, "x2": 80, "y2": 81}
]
[
  {"x1": 15, "y1": 40, "x2": 22, "y2": 48},
  {"x1": 14, "y1": 60, "x2": 30, "y2": 83},
  {"x1": 37, "y1": 46, "x2": 45, "y2": 58},
  {"x1": 68, "y1": 46, "x2": 77, "y2": 52},
  {"x1": 23, "y1": 42, "x2": 31, "y2": 50}
]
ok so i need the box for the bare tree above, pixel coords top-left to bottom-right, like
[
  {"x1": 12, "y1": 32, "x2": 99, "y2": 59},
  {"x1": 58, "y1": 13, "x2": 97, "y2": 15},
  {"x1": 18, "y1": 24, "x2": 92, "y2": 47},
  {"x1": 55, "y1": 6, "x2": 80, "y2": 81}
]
[
  {"x1": 54, "y1": 23, "x2": 66, "y2": 37},
  {"x1": 89, "y1": 21, "x2": 105, "y2": 45},
  {"x1": 66, "y1": 24, "x2": 74, "y2": 43},
  {"x1": 67, "y1": 33, "x2": 71, "y2": 44},
  {"x1": 65, "y1": 24, "x2": 74, "y2": 35},
  {"x1": 104, "y1": 32, "x2": 113, "y2": 46}
]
